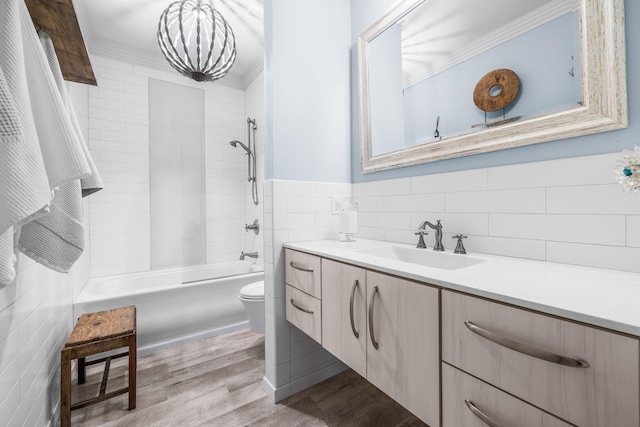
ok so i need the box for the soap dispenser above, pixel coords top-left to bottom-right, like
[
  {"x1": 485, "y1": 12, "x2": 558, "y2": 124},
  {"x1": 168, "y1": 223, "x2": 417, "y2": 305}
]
[{"x1": 338, "y1": 199, "x2": 358, "y2": 242}]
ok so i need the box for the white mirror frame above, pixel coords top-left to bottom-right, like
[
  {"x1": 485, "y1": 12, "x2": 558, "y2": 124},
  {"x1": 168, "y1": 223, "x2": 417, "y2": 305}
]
[{"x1": 359, "y1": 0, "x2": 627, "y2": 173}]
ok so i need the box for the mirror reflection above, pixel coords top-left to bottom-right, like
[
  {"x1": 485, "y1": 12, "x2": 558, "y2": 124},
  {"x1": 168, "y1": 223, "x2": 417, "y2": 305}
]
[{"x1": 364, "y1": 0, "x2": 584, "y2": 158}]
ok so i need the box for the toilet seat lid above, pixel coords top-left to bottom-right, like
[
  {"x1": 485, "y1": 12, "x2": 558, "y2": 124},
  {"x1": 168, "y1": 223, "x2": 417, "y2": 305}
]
[{"x1": 240, "y1": 281, "x2": 264, "y2": 299}]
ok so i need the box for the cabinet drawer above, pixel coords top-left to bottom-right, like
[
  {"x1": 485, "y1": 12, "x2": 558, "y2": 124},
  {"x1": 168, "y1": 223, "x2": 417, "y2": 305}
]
[
  {"x1": 442, "y1": 363, "x2": 572, "y2": 427},
  {"x1": 286, "y1": 285, "x2": 322, "y2": 344},
  {"x1": 442, "y1": 290, "x2": 639, "y2": 427},
  {"x1": 285, "y1": 249, "x2": 322, "y2": 298}
]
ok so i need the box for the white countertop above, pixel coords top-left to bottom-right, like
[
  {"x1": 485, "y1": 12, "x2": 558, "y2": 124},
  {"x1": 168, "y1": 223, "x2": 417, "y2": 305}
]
[{"x1": 283, "y1": 239, "x2": 640, "y2": 337}]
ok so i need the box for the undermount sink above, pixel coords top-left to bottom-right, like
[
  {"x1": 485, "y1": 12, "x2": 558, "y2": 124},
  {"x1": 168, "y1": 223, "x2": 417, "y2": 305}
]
[{"x1": 355, "y1": 245, "x2": 486, "y2": 270}]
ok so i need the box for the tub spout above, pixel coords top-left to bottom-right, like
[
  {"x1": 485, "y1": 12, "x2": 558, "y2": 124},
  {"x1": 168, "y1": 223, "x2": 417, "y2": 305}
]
[{"x1": 240, "y1": 251, "x2": 258, "y2": 260}]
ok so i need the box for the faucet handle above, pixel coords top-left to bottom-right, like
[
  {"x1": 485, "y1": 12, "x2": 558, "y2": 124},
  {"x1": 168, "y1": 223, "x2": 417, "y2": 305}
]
[
  {"x1": 415, "y1": 231, "x2": 428, "y2": 249},
  {"x1": 452, "y1": 234, "x2": 467, "y2": 254}
]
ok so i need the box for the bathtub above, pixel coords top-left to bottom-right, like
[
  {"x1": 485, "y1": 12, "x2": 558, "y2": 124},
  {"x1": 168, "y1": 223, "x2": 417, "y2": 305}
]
[{"x1": 74, "y1": 262, "x2": 264, "y2": 354}]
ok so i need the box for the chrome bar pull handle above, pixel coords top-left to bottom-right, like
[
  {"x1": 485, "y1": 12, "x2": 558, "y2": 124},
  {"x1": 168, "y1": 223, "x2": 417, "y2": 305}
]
[
  {"x1": 290, "y1": 298, "x2": 314, "y2": 314},
  {"x1": 290, "y1": 261, "x2": 314, "y2": 272},
  {"x1": 368, "y1": 285, "x2": 379, "y2": 349},
  {"x1": 464, "y1": 320, "x2": 589, "y2": 368},
  {"x1": 465, "y1": 399, "x2": 502, "y2": 427},
  {"x1": 349, "y1": 279, "x2": 360, "y2": 339}
]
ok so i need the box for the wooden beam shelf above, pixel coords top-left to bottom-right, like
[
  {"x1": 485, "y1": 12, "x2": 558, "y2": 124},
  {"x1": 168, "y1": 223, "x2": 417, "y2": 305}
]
[{"x1": 25, "y1": 0, "x2": 97, "y2": 86}]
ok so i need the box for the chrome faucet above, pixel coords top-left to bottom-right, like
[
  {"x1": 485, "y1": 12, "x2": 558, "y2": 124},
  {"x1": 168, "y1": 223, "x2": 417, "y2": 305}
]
[
  {"x1": 419, "y1": 220, "x2": 444, "y2": 251},
  {"x1": 240, "y1": 251, "x2": 258, "y2": 260}
]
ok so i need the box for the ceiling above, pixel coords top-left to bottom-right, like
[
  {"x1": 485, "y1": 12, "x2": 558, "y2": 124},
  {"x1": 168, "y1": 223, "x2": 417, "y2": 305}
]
[{"x1": 74, "y1": 0, "x2": 265, "y2": 89}]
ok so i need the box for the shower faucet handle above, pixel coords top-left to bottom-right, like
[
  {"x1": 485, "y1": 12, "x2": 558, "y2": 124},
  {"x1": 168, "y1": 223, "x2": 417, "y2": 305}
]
[{"x1": 245, "y1": 219, "x2": 260, "y2": 235}]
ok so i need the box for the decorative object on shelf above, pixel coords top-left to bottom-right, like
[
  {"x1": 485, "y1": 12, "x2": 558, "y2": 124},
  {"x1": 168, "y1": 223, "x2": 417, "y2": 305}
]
[
  {"x1": 157, "y1": 0, "x2": 236, "y2": 82},
  {"x1": 433, "y1": 116, "x2": 440, "y2": 139},
  {"x1": 615, "y1": 146, "x2": 640, "y2": 192},
  {"x1": 472, "y1": 68, "x2": 521, "y2": 128},
  {"x1": 338, "y1": 199, "x2": 358, "y2": 242}
]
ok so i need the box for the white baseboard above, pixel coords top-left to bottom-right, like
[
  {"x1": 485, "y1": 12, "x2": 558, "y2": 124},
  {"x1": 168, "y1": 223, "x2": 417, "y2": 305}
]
[{"x1": 262, "y1": 361, "x2": 348, "y2": 403}]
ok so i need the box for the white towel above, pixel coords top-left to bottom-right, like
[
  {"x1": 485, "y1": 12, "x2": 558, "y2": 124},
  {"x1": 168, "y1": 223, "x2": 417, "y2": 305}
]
[
  {"x1": 18, "y1": 2, "x2": 92, "y2": 189},
  {"x1": 0, "y1": 63, "x2": 23, "y2": 285},
  {"x1": 19, "y1": 180, "x2": 86, "y2": 273},
  {"x1": 0, "y1": 0, "x2": 99, "y2": 277},
  {"x1": 0, "y1": 0, "x2": 53, "y2": 285},
  {"x1": 0, "y1": 0, "x2": 52, "y2": 238},
  {"x1": 0, "y1": 230, "x2": 17, "y2": 285},
  {"x1": 38, "y1": 31, "x2": 104, "y2": 197},
  {"x1": 18, "y1": 30, "x2": 102, "y2": 273}
]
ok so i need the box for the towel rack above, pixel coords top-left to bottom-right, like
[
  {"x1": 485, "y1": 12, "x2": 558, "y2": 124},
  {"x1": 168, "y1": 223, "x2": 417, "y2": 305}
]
[{"x1": 24, "y1": 0, "x2": 97, "y2": 86}]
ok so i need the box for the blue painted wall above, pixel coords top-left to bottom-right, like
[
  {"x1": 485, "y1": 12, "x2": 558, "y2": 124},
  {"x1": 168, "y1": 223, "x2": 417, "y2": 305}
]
[
  {"x1": 264, "y1": 0, "x2": 352, "y2": 183},
  {"x1": 351, "y1": 0, "x2": 638, "y2": 183}
]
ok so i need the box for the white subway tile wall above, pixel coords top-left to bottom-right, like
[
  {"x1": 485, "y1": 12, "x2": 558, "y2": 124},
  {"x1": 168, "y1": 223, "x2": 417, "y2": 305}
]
[
  {"x1": 88, "y1": 57, "x2": 150, "y2": 277},
  {"x1": 87, "y1": 56, "x2": 252, "y2": 276},
  {"x1": 629, "y1": 216, "x2": 640, "y2": 248},
  {"x1": 263, "y1": 180, "x2": 350, "y2": 400},
  {"x1": 354, "y1": 152, "x2": 640, "y2": 273},
  {"x1": 243, "y1": 72, "x2": 265, "y2": 267}
]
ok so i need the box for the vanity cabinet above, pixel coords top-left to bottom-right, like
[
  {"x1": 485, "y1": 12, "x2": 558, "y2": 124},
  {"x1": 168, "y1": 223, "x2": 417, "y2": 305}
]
[
  {"x1": 441, "y1": 290, "x2": 640, "y2": 427},
  {"x1": 285, "y1": 245, "x2": 640, "y2": 427},
  {"x1": 285, "y1": 249, "x2": 322, "y2": 344}
]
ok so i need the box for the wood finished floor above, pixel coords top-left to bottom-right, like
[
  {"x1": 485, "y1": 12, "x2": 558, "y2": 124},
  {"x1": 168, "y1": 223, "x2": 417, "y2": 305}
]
[{"x1": 69, "y1": 328, "x2": 426, "y2": 426}]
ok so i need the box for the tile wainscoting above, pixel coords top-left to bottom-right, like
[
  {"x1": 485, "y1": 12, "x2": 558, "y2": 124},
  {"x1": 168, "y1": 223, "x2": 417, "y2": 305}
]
[
  {"x1": 263, "y1": 180, "x2": 352, "y2": 401},
  {"x1": 354, "y1": 152, "x2": 640, "y2": 273}
]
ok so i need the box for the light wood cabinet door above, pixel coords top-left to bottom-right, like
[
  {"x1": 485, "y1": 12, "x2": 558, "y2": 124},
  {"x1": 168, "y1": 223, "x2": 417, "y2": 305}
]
[
  {"x1": 366, "y1": 271, "x2": 439, "y2": 426},
  {"x1": 285, "y1": 249, "x2": 322, "y2": 298},
  {"x1": 442, "y1": 290, "x2": 640, "y2": 427},
  {"x1": 442, "y1": 363, "x2": 573, "y2": 427},
  {"x1": 321, "y1": 259, "x2": 367, "y2": 378}
]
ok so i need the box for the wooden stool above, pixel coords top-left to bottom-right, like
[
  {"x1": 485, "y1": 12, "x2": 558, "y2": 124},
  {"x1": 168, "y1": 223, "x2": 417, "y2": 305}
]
[{"x1": 60, "y1": 306, "x2": 137, "y2": 427}]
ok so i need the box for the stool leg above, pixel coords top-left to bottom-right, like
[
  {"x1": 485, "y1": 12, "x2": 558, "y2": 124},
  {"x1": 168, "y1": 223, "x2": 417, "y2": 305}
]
[
  {"x1": 78, "y1": 357, "x2": 86, "y2": 384},
  {"x1": 60, "y1": 349, "x2": 72, "y2": 427},
  {"x1": 128, "y1": 334, "x2": 137, "y2": 410}
]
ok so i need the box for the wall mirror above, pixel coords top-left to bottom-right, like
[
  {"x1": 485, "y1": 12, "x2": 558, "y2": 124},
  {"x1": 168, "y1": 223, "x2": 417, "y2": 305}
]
[{"x1": 358, "y1": 0, "x2": 627, "y2": 173}]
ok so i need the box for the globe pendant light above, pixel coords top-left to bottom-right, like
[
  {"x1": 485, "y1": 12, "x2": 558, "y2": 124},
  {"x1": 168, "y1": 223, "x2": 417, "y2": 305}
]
[{"x1": 157, "y1": 0, "x2": 237, "y2": 82}]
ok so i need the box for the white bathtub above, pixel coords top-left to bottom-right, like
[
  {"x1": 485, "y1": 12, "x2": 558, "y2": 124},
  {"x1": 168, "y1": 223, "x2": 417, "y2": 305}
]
[{"x1": 74, "y1": 262, "x2": 264, "y2": 354}]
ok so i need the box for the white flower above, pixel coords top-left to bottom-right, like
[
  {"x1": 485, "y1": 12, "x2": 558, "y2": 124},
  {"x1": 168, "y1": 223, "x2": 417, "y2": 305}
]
[{"x1": 615, "y1": 146, "x2": 640, "y2": 192}]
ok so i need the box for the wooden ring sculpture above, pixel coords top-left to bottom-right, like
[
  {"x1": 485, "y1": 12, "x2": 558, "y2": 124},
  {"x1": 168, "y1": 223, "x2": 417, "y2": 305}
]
[{"x1": 473, "y1": 69, "x2": 520, "y2": 112}]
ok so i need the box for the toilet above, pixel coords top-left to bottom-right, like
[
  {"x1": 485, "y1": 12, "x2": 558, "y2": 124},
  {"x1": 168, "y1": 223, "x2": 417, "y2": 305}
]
[{"x1": 239, "y1": 281, "x2": 265, "y2": 333}]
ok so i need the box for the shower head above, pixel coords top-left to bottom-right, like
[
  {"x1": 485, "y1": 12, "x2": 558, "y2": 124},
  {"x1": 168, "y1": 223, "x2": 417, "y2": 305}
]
[{"x1": 229, "y1": 140, "x2": 251, "y2": 154}]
